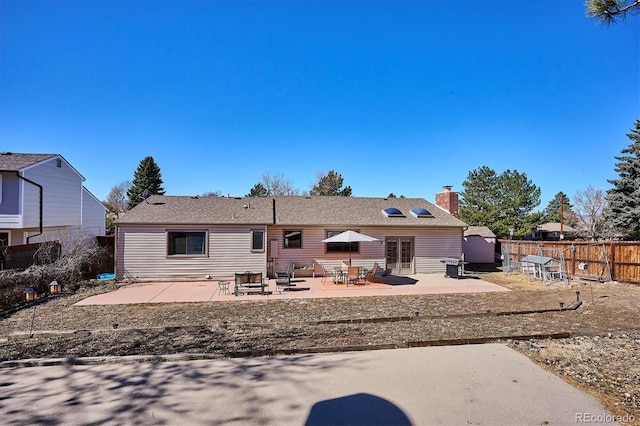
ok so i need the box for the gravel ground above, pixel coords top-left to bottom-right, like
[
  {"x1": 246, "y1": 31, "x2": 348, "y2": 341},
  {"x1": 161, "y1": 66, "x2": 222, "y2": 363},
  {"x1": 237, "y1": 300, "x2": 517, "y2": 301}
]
[{"x1": 1, "y1": 272, "x2": 639, "y2": 424}]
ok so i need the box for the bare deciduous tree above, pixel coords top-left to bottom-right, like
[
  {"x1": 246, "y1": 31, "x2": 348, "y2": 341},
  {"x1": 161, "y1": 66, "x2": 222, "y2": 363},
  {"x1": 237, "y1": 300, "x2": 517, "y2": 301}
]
[
  {"x1": 261, "y1": 172, "x2": 300, "y2": 196},
  {"x1": 105, "y1": 180, "x2": 131, "y2": 218},
  {"x1": 574, "y1": 186, "x2": 608, "y2": 240}
]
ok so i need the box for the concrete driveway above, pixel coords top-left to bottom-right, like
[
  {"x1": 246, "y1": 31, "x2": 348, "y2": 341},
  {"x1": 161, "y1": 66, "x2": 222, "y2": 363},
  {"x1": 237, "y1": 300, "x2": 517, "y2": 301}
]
[
  {"x1": 0, "y1": 344, "x2": 613, "y2": 425},
  {"x1": 76, "y1": 273, "x2": 509, "y2": 305}
]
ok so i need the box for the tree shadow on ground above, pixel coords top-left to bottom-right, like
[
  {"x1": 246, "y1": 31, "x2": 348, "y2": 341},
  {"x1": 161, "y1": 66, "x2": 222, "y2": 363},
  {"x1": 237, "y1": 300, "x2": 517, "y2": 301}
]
[{"x1": 0, "y1": 353, "x2": 377, "y2": 425}]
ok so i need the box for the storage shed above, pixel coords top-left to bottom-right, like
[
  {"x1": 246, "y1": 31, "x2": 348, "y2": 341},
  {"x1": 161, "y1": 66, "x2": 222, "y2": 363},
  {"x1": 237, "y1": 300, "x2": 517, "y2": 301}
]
[{"x1": 463, "y1": 226, "x2": 496, "y2": 264}]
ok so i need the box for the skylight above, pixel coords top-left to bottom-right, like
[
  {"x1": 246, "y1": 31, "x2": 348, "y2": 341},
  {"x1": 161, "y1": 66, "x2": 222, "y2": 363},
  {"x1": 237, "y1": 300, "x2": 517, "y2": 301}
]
[
  {"x1": 410, "y1": 208, "x2": 434, "y2": 218},
  {"x1": 382, "y1": 207, "x2": 405, "y2": 218}
]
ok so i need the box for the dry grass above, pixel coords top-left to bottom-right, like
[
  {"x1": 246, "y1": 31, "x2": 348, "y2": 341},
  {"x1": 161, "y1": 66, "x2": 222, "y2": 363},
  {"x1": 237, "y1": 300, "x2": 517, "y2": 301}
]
[{"x1": 0, "y1": 271, "x2": 639, "y2": 424}]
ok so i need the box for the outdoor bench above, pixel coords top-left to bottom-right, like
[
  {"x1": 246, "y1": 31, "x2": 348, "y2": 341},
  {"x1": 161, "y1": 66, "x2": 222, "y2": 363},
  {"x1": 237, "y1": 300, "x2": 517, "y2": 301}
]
[{"x1": 234, "y1": 272, "x2": 268, "y2": 296}]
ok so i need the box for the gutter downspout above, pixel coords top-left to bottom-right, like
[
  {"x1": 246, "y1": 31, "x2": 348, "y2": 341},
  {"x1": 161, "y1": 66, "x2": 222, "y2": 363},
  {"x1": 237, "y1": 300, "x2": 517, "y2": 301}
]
[
  {"x1": 15, "y1": 172, "x2": 43, "y2": 244},
  {"x1": 272, "y1": 198, "x2": 276, "y2": 224}
]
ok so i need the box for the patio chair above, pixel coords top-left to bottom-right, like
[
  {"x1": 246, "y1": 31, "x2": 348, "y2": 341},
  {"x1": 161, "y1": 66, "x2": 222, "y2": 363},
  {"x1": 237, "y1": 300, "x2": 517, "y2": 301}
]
[
  {"x1": 347, "y1": 266, "x2": 362, "y2": 286},
  {"x1": 363, "y1": 263, "x2": 382, "y2": 284},
  {"x1": 274, "y1": 271, "x2": 295, "y2": 293},
  {"x1": 314, "y1": 261, "x2": 330, "y2": 284}
]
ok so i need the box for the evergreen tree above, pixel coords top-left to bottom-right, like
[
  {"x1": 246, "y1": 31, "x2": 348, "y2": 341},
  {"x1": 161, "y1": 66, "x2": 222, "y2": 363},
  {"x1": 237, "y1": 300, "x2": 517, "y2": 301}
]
[
  {"x1": 459, "y1": 166, "x2": 501, "y2": 229},
  {"x1": 586, "y1": 0, "x2": 640, "y2": 25},
  {"x1": 460, "y1": 166, "x2": 542, "y2": 238},
  {"x1": 310, "y1": 170, "x2": 352, "y2": 196},
  {"x1": 543, "y1": 192, "x2": 576, "y2": 226},
  {"x1": 246, "y1": 183, "x2": 269, "y2": 197},
  {"x1": 127, "y1": 156, "x2": 165, "y2": 209},
  {"x1": 605, "y1": 120, "x2": 640, "y2": 239}
]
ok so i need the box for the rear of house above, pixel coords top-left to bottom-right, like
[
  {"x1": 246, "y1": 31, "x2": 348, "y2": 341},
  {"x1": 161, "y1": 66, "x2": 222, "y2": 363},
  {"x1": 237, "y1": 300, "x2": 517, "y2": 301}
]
[{"x1": 116, "y1": 192, "x2": 467, "y2": 282}]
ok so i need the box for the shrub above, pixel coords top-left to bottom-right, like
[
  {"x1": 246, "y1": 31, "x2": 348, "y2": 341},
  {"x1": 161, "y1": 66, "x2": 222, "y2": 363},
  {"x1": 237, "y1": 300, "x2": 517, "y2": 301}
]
[{"x1": 0, "y1": 236, "x2": 107, "y2": 308}]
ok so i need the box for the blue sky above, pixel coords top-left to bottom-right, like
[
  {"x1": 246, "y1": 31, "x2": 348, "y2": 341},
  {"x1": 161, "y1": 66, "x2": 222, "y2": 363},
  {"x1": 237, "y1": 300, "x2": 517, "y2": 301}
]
[{"x1": 1, "y1": 0, "x2": 638, "y2": 209}]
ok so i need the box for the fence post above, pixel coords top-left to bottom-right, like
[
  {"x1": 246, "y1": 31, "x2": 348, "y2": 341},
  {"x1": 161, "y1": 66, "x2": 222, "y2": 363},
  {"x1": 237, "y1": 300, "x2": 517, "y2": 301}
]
[{"x1": 609, "y1": 242, "x2": 616, "y2": 282}]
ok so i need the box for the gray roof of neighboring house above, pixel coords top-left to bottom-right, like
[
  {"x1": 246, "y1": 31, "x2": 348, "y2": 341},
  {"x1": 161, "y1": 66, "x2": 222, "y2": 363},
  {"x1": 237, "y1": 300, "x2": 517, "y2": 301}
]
[
  {"x1": 0, "y1": 153, "x2": 58, "y2": 171},
  {"x1": 537, "y1": 222, "x2": 578, "y2": 233},
  {"x1": 464, "y1": 226, "x2": 496, "y2": 238},
  {"x1": 117, "y1": 195, "x2": 468, "y2": 228}
]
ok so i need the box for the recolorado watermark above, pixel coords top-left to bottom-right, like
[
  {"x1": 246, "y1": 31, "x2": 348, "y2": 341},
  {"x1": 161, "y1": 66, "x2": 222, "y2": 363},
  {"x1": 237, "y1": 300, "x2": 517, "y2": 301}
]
[{"x1": 576, "y1": 412, "x2": 635, "y2": 423}]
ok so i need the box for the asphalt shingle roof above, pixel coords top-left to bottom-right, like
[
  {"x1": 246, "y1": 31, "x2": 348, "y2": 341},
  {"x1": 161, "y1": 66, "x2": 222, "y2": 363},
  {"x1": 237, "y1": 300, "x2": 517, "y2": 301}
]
[
  {"x1": 537, "y1": 222, "x2": 578, "y2": 233},
  {"x1": 118, "y1": 195, "x2": 468, "y2": 228},
  {"x1": 0, "y1": 153, "x2": 57, "y2": 171},
  {"x1": 464, "y1": 226, "x2": 497, "y2": 238}
]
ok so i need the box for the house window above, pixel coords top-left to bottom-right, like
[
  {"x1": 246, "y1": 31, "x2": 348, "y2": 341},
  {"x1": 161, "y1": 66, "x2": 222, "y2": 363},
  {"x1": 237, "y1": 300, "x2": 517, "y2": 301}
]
[
  {"x1": 325, "y1": 230, "x2": 359, "y2": 253},
  {"x1": 56, "y1": 158, "x2": 62, "y2": 168},
  {"x1": 251, "y1": 229, "x2": 265, "y2": 252},
  {"x1": 167, "y1": 231, "x2": 207, "y2": 256},
  {"x1": 283, "y1": 230, "x2": 302, "y2": 248},
  {"x1": 0, "y1": 231, "x2": 8, "y2": 246}
]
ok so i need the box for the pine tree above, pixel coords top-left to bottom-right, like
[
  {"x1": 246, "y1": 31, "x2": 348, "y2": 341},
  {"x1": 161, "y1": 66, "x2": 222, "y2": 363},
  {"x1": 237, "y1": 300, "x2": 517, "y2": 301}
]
[
  {"x1": 586, "y1": 0, "x2": 640, "y2": 25},
  {"x1": 605, "y1": 120, "x2": 640, "y2": 239},
  {"x1": 460, "y1": 166, "x2": 542, "y2": 238},
  {"x1": 127, "y1": 156, "x2": 165, "y2": 209},
  {"x1": 246, "y1": 183, "x2": 269, "y2": 197},
  {"x1": 543, "y1": 192, "x2": 576, "y2": 226},
  {"x1": 310, "y1": 170, "x2": 352, "y2": 196},
  {"x1": 459, "y1": 166, "x2": 501, "y2": 229}
]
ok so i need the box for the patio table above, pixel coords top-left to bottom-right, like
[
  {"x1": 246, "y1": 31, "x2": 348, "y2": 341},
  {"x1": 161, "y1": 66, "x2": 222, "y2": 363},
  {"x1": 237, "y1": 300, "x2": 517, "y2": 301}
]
[{"x1": 332, "y1": 268, "x2": 346, "y2": 284}]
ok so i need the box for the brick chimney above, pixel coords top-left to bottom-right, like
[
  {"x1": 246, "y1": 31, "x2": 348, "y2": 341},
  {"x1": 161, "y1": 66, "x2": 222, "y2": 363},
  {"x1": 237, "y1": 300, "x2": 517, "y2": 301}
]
[{"x1": 436, "y1": 185, "x2": 459, "y2": 218}]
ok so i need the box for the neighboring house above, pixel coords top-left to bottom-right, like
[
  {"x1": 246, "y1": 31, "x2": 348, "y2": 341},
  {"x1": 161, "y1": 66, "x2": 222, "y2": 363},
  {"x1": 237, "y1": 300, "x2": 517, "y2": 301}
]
[
  {"x1": 463, "y1": 226, "x2": 497, "y2": 264},
  {"x1": 534, "y1": 222, "x2": 578, "y2": 241},
  {"x1": 0, "y1": 152, "x2": 107, "y2": 246},
  {"x1": 115, "y1": 191, "x2": 468, "y2": 281}
]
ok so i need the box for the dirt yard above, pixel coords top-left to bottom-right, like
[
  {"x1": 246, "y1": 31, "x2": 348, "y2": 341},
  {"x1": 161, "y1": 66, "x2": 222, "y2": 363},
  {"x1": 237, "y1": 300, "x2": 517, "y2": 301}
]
[{"x1": 0, "y1": 271, "x2": 638, "y2": 425}]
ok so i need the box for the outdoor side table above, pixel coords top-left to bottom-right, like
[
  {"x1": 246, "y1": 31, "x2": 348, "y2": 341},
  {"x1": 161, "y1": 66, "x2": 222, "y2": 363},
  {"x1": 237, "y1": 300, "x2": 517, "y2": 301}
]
[{"x1": 218, "y1": 281, "x2": 230, "y2": 295}]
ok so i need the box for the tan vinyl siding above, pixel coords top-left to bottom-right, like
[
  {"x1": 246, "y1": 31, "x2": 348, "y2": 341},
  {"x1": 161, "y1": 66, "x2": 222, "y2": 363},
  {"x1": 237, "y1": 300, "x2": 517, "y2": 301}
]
[
  {"x1": 268, "y1": 226, "x2": 385, "y2": 272},
  {"x1": 415, "y1": 228, "x2": 463, "y2": 273},
  {"x1": 210, "y1": 227, "x2": 266, "y2": 276},
  {"x1": 267, "y1": 225, "x2": 462, "y2": 274},
  {"x1": 117, "y1": 225, "x2": 267, "y2": 281}
]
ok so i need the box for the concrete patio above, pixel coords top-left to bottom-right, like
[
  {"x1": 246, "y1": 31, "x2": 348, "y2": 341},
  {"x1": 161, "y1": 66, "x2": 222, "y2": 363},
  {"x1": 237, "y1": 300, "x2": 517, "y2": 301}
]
[{"x1": 75, "y1": 273, "x2": 509, "y2": 306}]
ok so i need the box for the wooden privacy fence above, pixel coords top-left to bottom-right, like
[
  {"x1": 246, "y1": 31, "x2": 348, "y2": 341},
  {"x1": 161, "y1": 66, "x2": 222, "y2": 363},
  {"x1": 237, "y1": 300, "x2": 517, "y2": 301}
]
[{"x1": 499, "y1": 240, "x2": 640, "y2": 284}]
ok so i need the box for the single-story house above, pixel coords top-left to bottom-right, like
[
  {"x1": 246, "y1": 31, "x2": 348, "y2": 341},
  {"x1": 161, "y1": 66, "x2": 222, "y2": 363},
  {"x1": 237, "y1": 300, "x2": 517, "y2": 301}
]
[
  {"x1": 115, "y1": 191, "x2": 468, "y2": 282},
  {"x1": 534, "y1": 223, "x2": 578, "y2": 241},
  {"x1": 463, "y1": 226, "x2": 496, "y2": 264}
]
